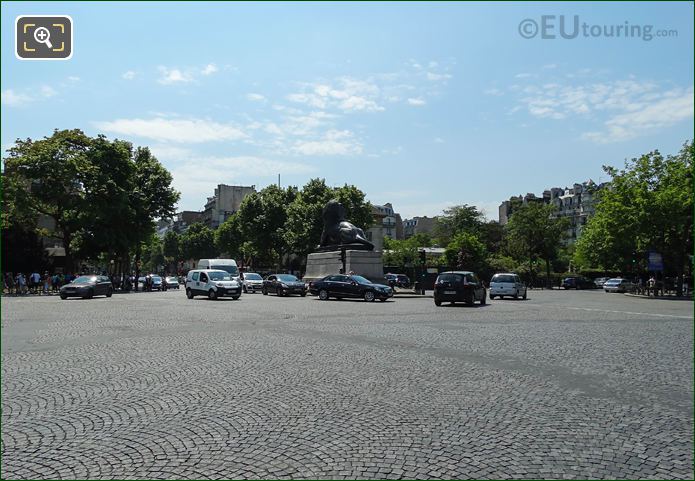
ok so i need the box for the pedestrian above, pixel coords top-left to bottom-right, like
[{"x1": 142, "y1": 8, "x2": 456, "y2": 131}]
[
  {"x1": 17, "y1": 273, "x2": 27, "y2": 295},
  {"x1": 648, "y1": 276, "x2": 656, "y2": 296},
  {"x1": 44, "y1": 271, "x2": 52, "y2": 294},
  {"x1": 4, "y1": 272, "x2": 14, "y2": 294}
]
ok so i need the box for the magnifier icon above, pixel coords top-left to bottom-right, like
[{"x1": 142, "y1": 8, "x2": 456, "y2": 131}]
[{"x1": 33, "y1": 27, "x2": 53, "y2": 49}]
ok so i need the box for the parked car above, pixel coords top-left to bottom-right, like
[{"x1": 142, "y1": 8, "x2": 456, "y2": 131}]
[
  {"x1": 185, "y1": 269, "x2": 241, "y2": 300},
  {"x1": 434, "y1": 271, "x2": 486, "y2": 306},
  {"x1": 60, "y1": 275, "x2": 113, "y2": 299},
  {"x1": 165, "y1": 276, "x2": 180, "y2": 289},
  {"x1": 604, "y1": 278, "x2": 634, "y2": 293},
  {"x1": 241, "y1": 272, "x2": 264, "y2": 293},
  {"x1": 594, "y1": 277, "x2": 610, "y2": 287},
  {"x1": 263, "y1": 274, "x2": 307, "y2": 297},
  {"x1": 489, "y1": 273, "x2": 526, "y2": 300},
  {"x1": 562, "y1": 277, "x2": 596, "y2": 289},
  {"x1": 309, "y1": 274, "x2": 393, "y2": 302},
  {"x1": 384, "y1": 273, "x2": 411, "y2": 288}
]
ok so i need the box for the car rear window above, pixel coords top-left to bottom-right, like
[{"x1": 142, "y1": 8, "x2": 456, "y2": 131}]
[
  {"x1": 437, "y1": 273, "x2": 463, "y2": 283},
  {"x1": 492, "y1": 274, "x2": 516, "y2": 283}
]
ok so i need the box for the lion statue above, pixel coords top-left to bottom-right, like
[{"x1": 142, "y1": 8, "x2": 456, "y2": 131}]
[{"x1": 319, "y1": 200, "x2": 374, "y2": 250}]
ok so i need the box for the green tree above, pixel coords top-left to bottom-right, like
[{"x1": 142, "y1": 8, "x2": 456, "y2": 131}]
[
  {"x1": 444, "y1": 232, "x2": 488, "y2": 273},
  {"x1": 3, "y1": 129, "x2": 92, "y2": 270},
  {"x1": 215, "y1": 213, "x2": 243, "y2": 260},
  {"x1": 284, "y1": 178, "x2": 335, "y2": 260},
  {"x1": 333, "y1": 184, "x2": 373, "y2": 231},
  {"x1": 434, "y1": 204, "x2": 484, "y2": 244},
  {"x1": 574, "y1": 142, "x2": 693, "y2": 293},
  {"x1": 505, "y1": 203, "x2": 568, "y2": 287},
  {"x1": 180, "y1": 223, "x2": 217, "y2": 261}
]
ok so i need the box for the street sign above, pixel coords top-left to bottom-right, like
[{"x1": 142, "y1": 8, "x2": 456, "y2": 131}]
[{"x1": 648, "y1": 251, "x2": 663, "y2": 271}]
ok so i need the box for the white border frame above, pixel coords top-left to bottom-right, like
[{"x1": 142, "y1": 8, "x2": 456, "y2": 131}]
[{"x1": 15, "y1": 15, "x2": 73, "y2": 61}]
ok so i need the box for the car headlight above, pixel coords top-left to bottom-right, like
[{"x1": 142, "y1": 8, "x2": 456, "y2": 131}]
[{"x1": 280, "y1": 283, "x2": 288, "y2": 288}]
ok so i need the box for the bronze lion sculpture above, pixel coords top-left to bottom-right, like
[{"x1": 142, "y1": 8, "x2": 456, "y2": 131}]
[{"x1": 319, "y1": 200, "x2": 374, "y2": 250}]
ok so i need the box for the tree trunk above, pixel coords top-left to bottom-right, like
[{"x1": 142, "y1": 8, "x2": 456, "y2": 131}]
[{"x1": 545, "y1": 258, "x2": 551, "y2": 290}]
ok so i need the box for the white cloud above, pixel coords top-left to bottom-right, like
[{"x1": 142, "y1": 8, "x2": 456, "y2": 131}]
[
  {"x1": 67, "y1": 76, "x2": 81, "y2": 82},
  {"x1": 40, "y1": 85, "x2": 57, "y2": 98},
  {"x1": 247, "y1": 93, "x2": 266, "y2": 102},
  {"x1": 200, "y1": 63, "x2": 218, "y2": 76},
  {"x1": 2, "y1": 86, "x2": 56, "y2": 107},
  {"x1": 515, "y1": 73, "x2": 533, "y2": 78},
  {"x1": 122, "y1": 70, "x2": 136, "y2": 80},
  {"x1": 94, "y1": 117, "x2": 247, "y2": 143},
  {"x1": 426, "y1": 72, "x2": 452, "y2": 81},
  {"x1": 292, "y1": 129, "x2": 362, "y2": 156},
  {"x1": 407, "y1": 97, "x2": 426, "y2": 106},
  {"x1": 583, "y1": 87, "x2": 694, "y2": 143},
  {"x1": 157, "y1": 66, "x2": 194, "y2": 85},
  {"x1": 1, "y1": 89, "x2": 33, "y2": 107},
  {"x1": 287, "y1": 77, "x2": 384, "y2": 112},
  {"x1": 483, "y1": 88, "x2": 504, "y2": 96}
]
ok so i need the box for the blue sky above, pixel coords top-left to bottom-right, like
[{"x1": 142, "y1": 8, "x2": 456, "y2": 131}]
[{"x1": 2, "y1": 1, "x2": 693, "y2": 220}]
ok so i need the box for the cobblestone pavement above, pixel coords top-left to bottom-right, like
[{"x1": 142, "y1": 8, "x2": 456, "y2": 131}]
[{"x1": 1, "y1": 290, "x2": 693, "y2": 479}]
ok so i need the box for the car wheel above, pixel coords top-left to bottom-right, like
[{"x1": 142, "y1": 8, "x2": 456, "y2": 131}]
[
  {"x1": 300, "y1": 292, "x2": 306, "y2": 297},
  {"x1": 523, "y1": 290, "x2": 527, "y2": 300},
  {"x1": 106, "y1": 288, "x2": 113, "y2": 298},
  {"x1": 208, "y1": 289, "x2": 217, "y2": 300},
  {"x1": 513, "y1": 291, "x2": 518, "y2": 299},
  {"x1": 489, "y1": 294, "x2": 495, "y2": 300},
  {"x1": 232, "y1": 295, "x2": 240, "y2": 300},
  {"x1": 262, "y1": 288, "x2": 268, "y2": 295},
  {"x1": 363, "y1": 290, "x2": 376, "y2": 302},
  {"x1": 186, "y1": 288, "x2": 193, "y2": 299},
  {"x1": 318, "y1": 289, "x2": 329, "y2": 300},
  {"x1": 434, "y1": 299, "x2": 442, "y2": 306},
  {"x1": 60, "y1": 293, "x2": 67, "y2": 300}
]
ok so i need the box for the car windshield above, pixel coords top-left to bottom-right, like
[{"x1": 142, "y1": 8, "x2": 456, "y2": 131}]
[
  {"x1": 151, "y1": 276, "x2": 161, "y2": 282},
  {"x1": 492, "y1": 274, "x2": 516, "y2": 283},
  {"x1": 245, "y1": 273, "x2": 262, "y2": 280},
  {"x1": 277, "y1": 274, "x2": 299, "y2": 282},
  {"x1": 437, "y1": 273, "x2": 463, "y2": 283},
  {"x1": 167, "y1": 277, "x2": 177, "y2": 281},
  {"x1": 212, "y1": 265, "x2": 239, "y2": 276},
  {"x1": 209, "y1": 271, "x2": 232, "y2": 281},
  {"x1": 72, "y1": 276, "x2": 96, "y2": 284},
  {"x1": 606, "y1": 279, "x2": 621, "y2": 284},
  {"x1": 351, "y1": 275, "x2": 372, "y2": 285}
]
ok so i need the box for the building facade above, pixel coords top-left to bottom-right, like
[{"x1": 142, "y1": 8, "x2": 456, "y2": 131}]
[
  {"x1": 202, "y1": 184, "x2": 256, "y2": 229},
  {"x1": 498, "y1": 180, "x2": 605, "y2": 243},
  {"x1": 366, "y1": 203, "x2": 404, "y2": 251},
  {"x1": 403, "y1": 216, "x2": 438, "y2": 239}
]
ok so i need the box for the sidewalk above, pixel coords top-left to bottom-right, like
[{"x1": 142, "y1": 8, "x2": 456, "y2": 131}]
[{"x1": 624, "y1": 292, "x2": 693, "y2": 301}]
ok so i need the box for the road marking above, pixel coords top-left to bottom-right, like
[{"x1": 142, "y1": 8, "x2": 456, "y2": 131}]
[{"x1": 567, "y1": 307, "x2": 692, "y2": 319}]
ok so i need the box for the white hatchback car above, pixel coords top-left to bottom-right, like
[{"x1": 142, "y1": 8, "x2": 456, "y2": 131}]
[
  {"x1": 489, "y1": 273, "x2": 527, "y2": 300},
  {"x1": 186, "y1": 269, "x2": 241, "y2": 300},
  {"x1": 241, "y1": 272, "x2": 264, "y2": 293}
]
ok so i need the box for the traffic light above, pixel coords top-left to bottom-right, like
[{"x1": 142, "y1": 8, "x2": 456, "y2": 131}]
[
  {"x1": 419, "y1": 250, "x2": 426, "y2": 264},
  {"x1": 631, "y1": 251, "x2": 637, "y2": 264}
]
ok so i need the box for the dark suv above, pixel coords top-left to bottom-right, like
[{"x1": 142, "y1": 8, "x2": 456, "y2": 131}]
[
  {"x1": 384, "y1": 273, "x2": 411, "y2": 288},
  {"x1": 434, "y1": 271, "x2": 486, "y2": 306},
  {"x1": 562, "y1": 277, "x2": 596, "y2": 289}
]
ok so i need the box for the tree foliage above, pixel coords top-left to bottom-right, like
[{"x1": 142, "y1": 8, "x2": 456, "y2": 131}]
[
  {"x1": 575, "y1": 141, "x2": 693, "y2": 277},
  {"x1": 2, "y1": 129, "x2": 179, "y2": 271},
  {"x1": 180, "y1": 223, "x2": 217, "y2": 261}
]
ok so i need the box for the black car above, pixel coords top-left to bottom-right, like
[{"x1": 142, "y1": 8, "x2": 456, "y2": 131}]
[
  {"x1": 384, "y1": 273, "x2": 411, "y2": 288},
  {"x1": 263, "y1": 274, "x2": 307, "y2": 297},
  {"x1": 433, "y1": 271, "x2": 486, "y2": 306},
  {"x1": 309, "y1": 274, "x2": 393, "y2": 302},
  {"x1": 60, "y1": 275, "x2": 113, "y2": 299},
  {"x1": 562, "y1": 276, "x2": 596, "y2": 289}
]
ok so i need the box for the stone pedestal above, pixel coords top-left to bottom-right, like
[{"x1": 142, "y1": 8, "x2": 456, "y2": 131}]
[{"x1": 304, "y1": 250, "x2": 384, "y2": 283}]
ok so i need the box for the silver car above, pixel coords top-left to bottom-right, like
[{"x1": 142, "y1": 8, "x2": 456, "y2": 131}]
[
  {"x1": 489, "y1": 273, "x2": 527, "y2": 300},
  {"x1": 604, "y1": 278, "x2": 633, "y2": 293},
  {"x1": 242, "y1": 272, "x2": 264, "y2": 293}
]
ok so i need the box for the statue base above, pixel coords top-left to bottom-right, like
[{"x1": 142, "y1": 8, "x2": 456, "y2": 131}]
[
  {"x1": 314, "y1": 243, "x2": 374, "y2": 252},
  {"x1": 304, "y1": 250, "x2": 384, "y2": 283}
]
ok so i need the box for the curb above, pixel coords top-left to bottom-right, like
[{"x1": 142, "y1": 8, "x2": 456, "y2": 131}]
[{"x1": 623, "y1": 293, "x2": 692, "y2": 301}]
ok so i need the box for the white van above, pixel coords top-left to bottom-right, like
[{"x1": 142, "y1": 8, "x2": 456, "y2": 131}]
[
  {"x1": 489, "y1": 273, "x2": 527, "y2": 300},
  {"x1": 197, "y1": 259, "x2": 239, "y2": 280},
  {"x1": 186, "y1": 269, "x2": 241, "y2": 300}
]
